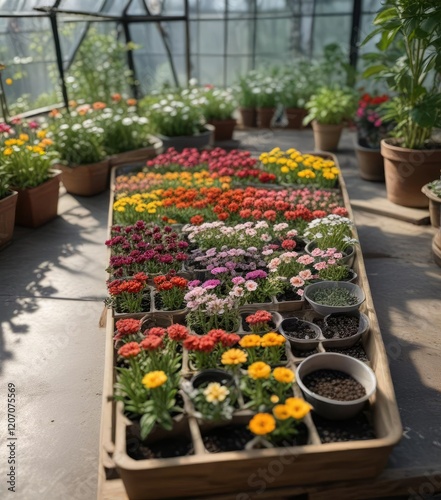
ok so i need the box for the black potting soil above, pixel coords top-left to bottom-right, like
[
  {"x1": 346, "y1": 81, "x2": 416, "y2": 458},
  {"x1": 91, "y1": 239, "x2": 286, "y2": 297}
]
[
  {"x1": 322, "y1": 315, "x2": 359, "y2": 339},
  {"x1": 302, "y1": 369, "x2": 366, "y2": 401},
  {"x1": 284, "y1": 322, "x2": 318, "y2": 340},
  {"x1": 313, "y1": 412, "x2": 376, "y2": 443},
  {"x1": 127, "y1": 434, "x2": 194, "y2": 460},
  {"x1": 203, "y1": 424, "x2": 254, "y2": 453},
  {"x1": 291, "y1": 348, "x2": 320, "y2": 358},
  {"x1": 325, "y1": 343, "x2": 369, "y2": 361}
]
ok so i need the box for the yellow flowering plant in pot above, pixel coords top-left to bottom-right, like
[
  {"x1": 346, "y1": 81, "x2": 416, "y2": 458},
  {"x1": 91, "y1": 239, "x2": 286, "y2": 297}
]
[
  {"x1": 248, "y1": 396, "x2": 312, "y2": 445},
  {"x1": 1, "y1": 127, "x2": 61, "y2": 227}
]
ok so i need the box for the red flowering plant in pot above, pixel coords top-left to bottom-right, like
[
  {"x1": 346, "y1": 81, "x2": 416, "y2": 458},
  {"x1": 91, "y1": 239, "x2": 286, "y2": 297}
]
[
  {"x1": 105, "y1": 272, "x2": 150, "y2": 315},
  {"x1": 153, "y1": 273, "x2": 188, "y2": 311},
  {"x1": 244, "y1": 310, "x2": 275, "y2": 335}
]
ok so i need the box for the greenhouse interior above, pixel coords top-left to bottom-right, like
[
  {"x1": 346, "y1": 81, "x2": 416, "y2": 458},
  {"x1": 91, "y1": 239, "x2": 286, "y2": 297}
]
[{"x1": 0, "y1": 0, "x2": 440, "y2": 499}]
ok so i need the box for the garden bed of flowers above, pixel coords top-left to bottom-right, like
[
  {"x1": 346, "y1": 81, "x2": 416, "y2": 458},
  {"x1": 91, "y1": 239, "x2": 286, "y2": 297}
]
[{"x1": 102, "y1": 147, "x2": 401, "y2": 500}]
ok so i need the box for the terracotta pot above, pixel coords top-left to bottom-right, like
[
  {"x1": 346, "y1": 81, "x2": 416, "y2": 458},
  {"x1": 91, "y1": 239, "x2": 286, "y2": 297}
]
[
  {"x1": 207, "y1": 119, "x2": 236, "y2": 142},
  {"x1": 154, "y1": 125, "x2": 214, "y2": 152},
  {"x1": 0, "y1": 190, "x2": 17, "y2": 249},
  {"x1": 257, "y1": 107, "x2": 275, "y2": 129},
  {"x1": 285, "y1": 107, "x2": 307, "y2": 129},
  {"x1": 381, "y1": 139, "x2": 441, "y2": 208},
  {"x1": 14, "y1": 171, "x2": 61, "y2": 228},
  {"x1": 355, "y1": 143, "x2": 385, "y2": 182},
  {"x1": 59, "y1": 159, "x2": 110, "y2": 196},
  {"x1": 239, "y1": 107, "x2": 256, "y2": 128},
  {"x1": 109, "y1": 143, "x2": 162, "y2": 167},
  {"x1": 312, "y1": 121, "x2": 344, "y2": 151},
  {"x1": 433, "y1": 229, "x2": 441, "y2": 267},
  {"x1": 421, "y1": 184, "x2": 441, "y2": 228}
]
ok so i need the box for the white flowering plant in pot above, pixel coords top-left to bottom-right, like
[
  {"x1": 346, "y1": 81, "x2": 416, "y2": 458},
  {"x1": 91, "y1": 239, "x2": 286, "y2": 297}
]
[{"x1": 303, "y1": 214, "x2": 358, "y2": 254}]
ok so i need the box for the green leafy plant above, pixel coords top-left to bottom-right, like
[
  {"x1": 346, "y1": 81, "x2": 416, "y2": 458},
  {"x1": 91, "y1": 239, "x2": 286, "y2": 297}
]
[
  {"x1": 198, "y1": 87, "x2": 236, "y2": 121},
  {"x1": 235, "y1": 73, "x2": 259, "y2": 108},
  {"x1": 362, "y1": 0, "x2": 441, "y2": 149},
  {"x1": 304, "y1": 87, "x2": 358, "y2": 126},
  {"x1": 428, "y1": 178, "x2": 441, "y2": 198},
  {"x1": 0, "y1": 164, "x2": 12, "y2": 199}
]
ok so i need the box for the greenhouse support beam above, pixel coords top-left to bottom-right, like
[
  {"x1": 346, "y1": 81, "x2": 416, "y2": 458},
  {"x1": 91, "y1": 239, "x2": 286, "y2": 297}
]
[
  {"x1": 121, "y1": 21, "x2": 140, "y2": 99},
  {"x1": 349, "y1": 0, "x2": 362, "y2": 69},
  {"x1": 184, "y1": 0, "x2": 191, "y2": 85},
  {"x1": 49, "y1": 12, "x2": 69, "y2": 111}
]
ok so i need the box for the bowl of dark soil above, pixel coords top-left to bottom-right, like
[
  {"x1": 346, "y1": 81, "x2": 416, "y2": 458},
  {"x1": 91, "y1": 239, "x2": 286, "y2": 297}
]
[
  {"x1": 321, "y1": 312, "x2": 370, "y2": 349},
  {"x1": 304, "y1": 281, "x2": 365, "y2": 316},
  {"x1": 279, "y1": 317, "x2": 322, "y2": 351},
  {"x1": 296, "y1": 352, "x2": 376, "y2": 420}
]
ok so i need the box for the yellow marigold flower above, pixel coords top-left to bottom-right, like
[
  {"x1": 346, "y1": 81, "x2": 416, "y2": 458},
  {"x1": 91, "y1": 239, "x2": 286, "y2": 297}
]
[
  {"x1": 285, "y1": 397, "x2": 312, "y2": 420},
  {"x1": 272, "y1": 404, "x2": 291, "y2": 420},
  {"x1": 37, "y1": 130, "x2": 47, "y2": 139},
  {"x1": 270, "y1": 395, "x2": 280, "y2": 404},
  {"x1": 249, "y1": 413, "x2": 276, "y2": 435},
  {"x1": 41, "y1": 138, "x2": 53, "y2": 146},
  {"x1": 239, "y1": 334, "x2": 261, "y2": 348},
  {"x1": 19, "y1": 133, "x2": 29, "y2": 142},
  {"x1": 286, "y1": 148, "x2": 296, "y2": 154},
  {"x1": 221, "y1": 348, "x2": 247, "y2": 365},
  {"x1": 5, "y1": 78, "x2": 13, "y2": 85},
  {"x1": 3, "y1": 147, "x2": 13, "y2": 156},
  {"x1": 280, "y1": 166, "x2": 289, "y2": 174},
  {"x1": 248, "y1": 361, "x2": 271, "y2": 380},
  {"x1": 331, "y1": 167, "x2": 340, "y2": 174},
  {"x1": 15, "y1": 140, "x2": 24, "y2": 146},
  {"x1": 203, "y1": 382, "x2": 229, "y2": 404},
  {"x1": 278, "y1": 157, "x2": 287, "y2": 165},
  {"x1": 268, "y1": 156, "x2": 276, "y2": 163},
  {"x1": 4, "y1": 139, "x2": 17, "y2": 146},
  {"x1": 260, "y1": 332, "x2": 285, "y2": 347},
  {"x1": 142, "y1": 370, "x2": 167, "y2": 389},
  {"x1": 273, "y1": 367, "x2": 295, "y2": 384}
]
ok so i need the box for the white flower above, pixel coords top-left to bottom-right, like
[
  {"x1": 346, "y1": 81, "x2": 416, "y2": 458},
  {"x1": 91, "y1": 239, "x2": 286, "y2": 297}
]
[{"x1": 122, "y1": 117, "x2": 133, "y2": 126}]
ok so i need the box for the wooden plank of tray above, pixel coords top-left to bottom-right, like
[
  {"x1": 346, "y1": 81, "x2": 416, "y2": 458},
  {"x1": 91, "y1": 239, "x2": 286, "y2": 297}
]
[{"x1": 99, "y1": 467, "x2": 441, "y2": 500}]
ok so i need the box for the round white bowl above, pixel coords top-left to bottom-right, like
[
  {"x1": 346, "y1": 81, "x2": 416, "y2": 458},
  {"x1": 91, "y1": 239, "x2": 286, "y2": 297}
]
[
  {"x1": 303, "y1": 281, "x2": 365, "y2": 316},
  {"x1": 296, "y1": 352, "x2": 376, "y2": 420}
]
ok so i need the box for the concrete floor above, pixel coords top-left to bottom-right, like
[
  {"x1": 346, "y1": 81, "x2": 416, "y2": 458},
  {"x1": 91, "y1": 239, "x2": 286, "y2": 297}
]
[{"x1": 0, "y1": 128, "x2": 440, "y2": 500}]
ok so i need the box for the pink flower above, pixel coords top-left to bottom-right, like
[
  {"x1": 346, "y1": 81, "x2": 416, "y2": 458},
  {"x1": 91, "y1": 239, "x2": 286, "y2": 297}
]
[
  {"x1": 313, "y1": 261, "x2": 328, "y2": 271},
  {"x1": 232, "y1": 276, "x2": 245, "y2": 285},
  {"x1": 334, "y1": 253, "x2": 343, "y2": 259},
  {"x1": 374, "y1": 119, "x2": 382, "y2": 127},
  {"x1": 290, "y1": 276, "x2": 305, "y2": 287},
  {"x1": 299, "y1": 270, "x2": 312, "y2": 280},
  {"x1": 245, "y1": 280, "x2": 258, "y2": 291},
  {"x1": 297, "y1": 255, "x2": 314, "y2": 265},
  {"x1": 311, "y1": 248, "x2": 324, "y2": 257},
  {"x1": 297, "y1": 289, "x2": 304, "y2": 297}
]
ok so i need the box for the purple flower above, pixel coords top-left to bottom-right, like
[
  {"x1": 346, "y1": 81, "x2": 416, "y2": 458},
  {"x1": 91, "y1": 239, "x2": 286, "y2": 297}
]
[
  {"x1": 211, "y1": 267, "x2": 229, "y2": 275},
  {"x1": 245, "y1": 270, "x2": 267, "y2": 280},
  {"x1": 202, "y1": 279, "x2": 221, "y2": 289},
  {"x1": 188, "y1": 280, "x2": 201, "y2": 289},
  {"x1": 232, "y1": 276, "x2": 245, "y2": 285}
]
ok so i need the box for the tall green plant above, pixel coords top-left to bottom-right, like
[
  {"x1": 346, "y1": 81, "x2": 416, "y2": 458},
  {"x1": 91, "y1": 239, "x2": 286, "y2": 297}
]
[
  {"x1": 66, "y1": 28, "x2": 134, "y2": 102},
  {"x1": 362, "y1": 0, "x2": 441, "y2": 149}
]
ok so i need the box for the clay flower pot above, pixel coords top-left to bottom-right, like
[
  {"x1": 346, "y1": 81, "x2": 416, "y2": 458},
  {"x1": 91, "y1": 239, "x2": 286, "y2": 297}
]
[
  {"x1": 207, "y1": 119, "x2": 236, "y2": 142},
  {"x1": 312, "y1": 121, "x2": 344, "y2": 151},
  {"x1": 285, "y1": 107, "x2": 307, "y2": 129},
  {"x1": 0, "y1": 190, "x2": 17, "y2": 249},
  {"x1": 154, "y1": 125, "x2": 214, "y2": 152},
  {"x1": 421, "y1": 183, "x2": 441, "y2": 228},
  {"x1": 381, "y1": 139, "x2": 441, "y2": 208},
  {"x1": 58, "y1": 159, "x2": 110, "y2": 196},
  {"x1": 257, "y1": 107, "x2": 275, "y2": 129},
  {"x1": 355, "y1": 143, "x2": 384, "y2": 181},
  {"x1": 239, "y1": 108, "x2": 256, "y2": 128}
]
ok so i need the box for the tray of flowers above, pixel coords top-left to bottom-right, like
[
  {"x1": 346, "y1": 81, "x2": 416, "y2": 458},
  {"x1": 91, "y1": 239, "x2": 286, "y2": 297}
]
[{"x1": 99, "y1": 147, "x2": 402, "y2": 500}]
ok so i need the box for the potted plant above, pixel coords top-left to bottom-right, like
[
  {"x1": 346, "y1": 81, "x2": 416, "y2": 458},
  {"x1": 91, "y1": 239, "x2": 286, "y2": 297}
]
[
  {"x1": 303, "y1": 214, "x2": 358, "y2": 265},
  {"x1": 198, "y1": 87, "x2": 237, "y2": 142},
  {"x1": 1, "y1": 127, "x2": 61, "y2": 228},
  {"x1": 254, "y1": 76, "x2": 281, "y2": 129},
  {"x1": 236, "y1": 73, "x2": 259, "y2": 128},
  {"x1": 280, "y1": 62, "x2": 317, "y2": 129},
  {"x1": 304, "y1": 87, "x2": 358, "y2": 151},
  {"x1": 49, "y1": 106, "x2": 109, "y2": 196},
  {"x1": 422, "y1": 177, "x2": 441, "y2": 228},
  {"x1": 362, "y1": 0, "x2": 441, "y2": 207},
  {"x1": 0, "y1": 164, "x2": 17, "y2": 248},
  {"x1": 354, "y1": 93, "x2": 391, "y2": 181},
  {"x1": 147, "y1": 93, "x2": 214, "y2": 151},
  {"x1": 97, "y1": 97, "x2": 161, "y2": 167}
]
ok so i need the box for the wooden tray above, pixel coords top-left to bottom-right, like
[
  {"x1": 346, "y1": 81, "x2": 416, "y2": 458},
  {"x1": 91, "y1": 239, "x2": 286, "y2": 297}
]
[{"x1": 98, "y1": 154, "x2": 402, "y2": 500}]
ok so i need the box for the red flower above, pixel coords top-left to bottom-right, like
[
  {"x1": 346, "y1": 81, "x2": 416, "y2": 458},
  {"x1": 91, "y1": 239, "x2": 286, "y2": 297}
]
[
  {"x1": 153, "y1": 275, "x2": 167, "y2": 286},
  {"x1": 157, "y1": 281, "x2": 173, "y2": 291},
  {"x1": 198, "y1": 336, "x2": 216, "y2": 353},
  {"x1": 167, "y1": 324, "x2": 189, "y2": 341},
  {"x1": 115, "y1": 318, "x2": 141, "y2": 338},
  {"x1": 140, "y1": 336, "x2": 163, "y2": 351},
  {"x1": 281, "y1": 239, "x2": 296, "y2": 250},
  {"x1": 183, "y1": 335, "x2": 201, "y2": 350},
  {"x1": 218, "y1": 212, "x2": 229, "y2": 221},
  {"x1": 190, "y1": 215, "x2": 204, "y2": 225},
  {"x1": 219, "y1": 333, "x2": 240, "y2": 347},
  {"x1": 146, "y1": 327, "x2": 166, "y2": 337},
  {"x1": 332, "y1": 207, "x2": 348, "y2": 216},
  {"x1": 246, "y1": 310, "x2": 272, "y2": 325},
  {"x1": 118, "y1": 342, "x2": 141, "y2": 358}
]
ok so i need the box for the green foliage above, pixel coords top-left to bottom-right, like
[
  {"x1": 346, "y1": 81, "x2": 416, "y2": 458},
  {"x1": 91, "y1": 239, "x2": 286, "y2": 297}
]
[
  {"x1": 362, "y1": 0, "x2": 441, "y2": 149},
  {"x1": 198, "y1": 87, "x2": 237, "y2": 121},
  {"x1": 304, "y1": 87, "x2": 358, "y2": 125},
  {"x1": 0, "y1": 164, "x2": 12, "y2": 199},
  {"x1": 65, "y1": 28, "x2": 134, "y2": 103}
]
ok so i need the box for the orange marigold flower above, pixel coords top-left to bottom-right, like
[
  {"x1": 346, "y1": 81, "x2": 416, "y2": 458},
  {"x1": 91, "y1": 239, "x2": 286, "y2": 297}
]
[
  {"x1": 126, "y1": 98, "x2": 137, "y2": 106},
  {"x1": 249, "y1": 413, "x2": 276, "y2": 435},
  {"x1": 93, "y1": 101, "x2": 106, "y2": 110}
]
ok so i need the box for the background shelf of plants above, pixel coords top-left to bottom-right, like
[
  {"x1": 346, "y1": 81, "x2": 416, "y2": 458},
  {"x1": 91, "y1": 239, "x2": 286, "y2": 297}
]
[{"x1": 103, "y1": 146, "x2": 401, "y2": 499}]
